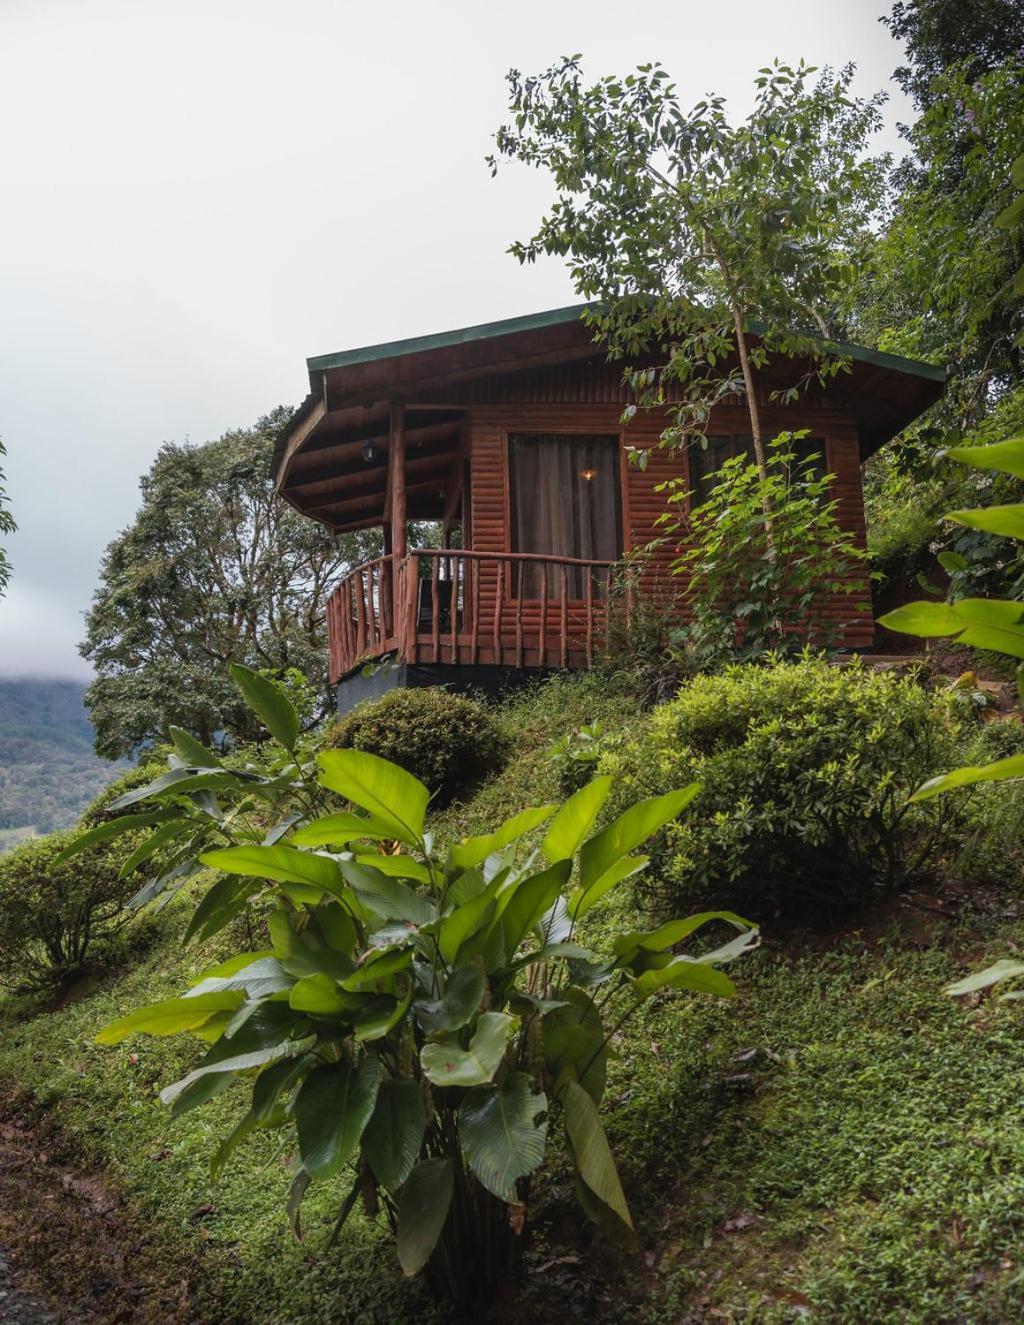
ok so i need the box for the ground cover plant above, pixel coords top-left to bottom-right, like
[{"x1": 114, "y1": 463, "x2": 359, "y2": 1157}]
[{"x1": 66, "y1": 665, "x2": 757, "y2": 1309}]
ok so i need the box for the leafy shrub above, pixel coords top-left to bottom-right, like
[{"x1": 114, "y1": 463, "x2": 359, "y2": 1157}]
[
  {"x1": 323, "y1": 687, "x2": 507, "y2": 807},
  {"x1": 81, "y1": 757, "x2": 168, "y2": 825},
  {"x1": 0, "y1": 831, "x2": 137, "y2": 990},
  {"x1": 602, "y1": 656, "x2": 965, "y2": 917},
  {"x1": 80, "y1": 664, "x2": 757, "y2": 1309}
]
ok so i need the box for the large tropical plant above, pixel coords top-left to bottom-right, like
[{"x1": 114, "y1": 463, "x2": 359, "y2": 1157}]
[{"x1": 62, "y1": 668, "x2": 756, "y2": 1306}]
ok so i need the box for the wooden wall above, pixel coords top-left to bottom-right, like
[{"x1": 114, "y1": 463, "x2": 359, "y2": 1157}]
[{"x1": 467, "y1": 397, "x2": 873, "y2": 650}]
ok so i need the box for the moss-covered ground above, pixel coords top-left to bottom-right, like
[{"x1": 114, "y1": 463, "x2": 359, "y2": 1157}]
[{"x1": 3, "y1": 673, "x2": 1024, "y2": 1323}]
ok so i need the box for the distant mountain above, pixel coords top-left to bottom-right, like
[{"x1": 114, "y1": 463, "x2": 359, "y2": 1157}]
[{"x1": 0, "y1": 678, "x2": 128, "y2": 843}]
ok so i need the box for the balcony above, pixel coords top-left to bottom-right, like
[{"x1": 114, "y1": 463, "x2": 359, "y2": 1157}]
[{"x1": 325, "y1": 549, "x2": 618, "y2": 685}]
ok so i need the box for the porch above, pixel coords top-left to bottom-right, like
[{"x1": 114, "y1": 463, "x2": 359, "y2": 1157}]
[{"x1": 326, "y1": 548, "x2": 618, "y2": 684}]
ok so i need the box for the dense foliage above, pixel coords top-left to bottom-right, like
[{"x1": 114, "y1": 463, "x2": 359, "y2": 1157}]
[
  {"x1": 73, "y1": 666, "x2": 756, "y2": 1306},
  {"x1": 80, "y1": 410, "x2": 379, "y2": 759},
  {"x1": 323, "y1": 688, "x2": 508, "y2": 809},
  {"x1": 602, "y1": 657, "x2": 964, "y2": 917},
  {"x1": 664, "y1": 434, "x2": 867, "y2": 666},
  {"x1": 0, "y1": 830, "x2": 137, "y2": 990}
]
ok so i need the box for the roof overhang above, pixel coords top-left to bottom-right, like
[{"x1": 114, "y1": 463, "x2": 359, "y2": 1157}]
[{"x1": 274, "y1": 303, "x2": 946, "y2": 533}]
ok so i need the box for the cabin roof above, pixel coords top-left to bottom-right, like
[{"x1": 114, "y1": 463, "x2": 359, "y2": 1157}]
[{"x1": 274, "y1": 303, "x2": 946, "y2": 534}]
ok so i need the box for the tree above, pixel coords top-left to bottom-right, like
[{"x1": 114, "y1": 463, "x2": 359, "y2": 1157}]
[
  {"x1": 489, "y1": 59, "x2": 888, "y2": 485},
  {"x1": 81, "y1": 409, "x2": 378, "y2": 758},
  {"x1": 0, "y1": 439, "x2": 15, "y2": 599},
  {"x1": 882, "y1": 0, "x2": 1024, "y2": 113}
]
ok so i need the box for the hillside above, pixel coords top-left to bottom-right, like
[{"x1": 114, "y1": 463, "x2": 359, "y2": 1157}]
[{"x1": 0, "y1": 679, "x2": 127, "y2": 841}]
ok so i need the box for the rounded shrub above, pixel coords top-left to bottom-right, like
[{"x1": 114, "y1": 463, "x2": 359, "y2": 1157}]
[
  {"x1": 0, "y1": 830, "x2": 138, "y2": 990},
  {"x1": 602, "y1": 657, "x2": 966, "y2": 918},
  {"x1": 322, "y1": 687, "x2": 508, "y2": 807}
]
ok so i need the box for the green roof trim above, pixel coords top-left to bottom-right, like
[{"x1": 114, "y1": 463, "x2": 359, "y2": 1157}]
[{"x1": 306, "y1": 302, "x2": 947, "y2": 385}]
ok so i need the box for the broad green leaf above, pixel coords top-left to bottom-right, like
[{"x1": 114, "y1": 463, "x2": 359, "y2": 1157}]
[
  {"x1": 459, "y1": 1073, "x2": 547, "y2": 1202},
  {"x1": 188, "y1": 956, "x2": 294, "y2": 1000},
  {"x1": 612, "y1": 910, "x2": 755, "y2": 960},
  {"x1": 106, "y1": 767, "x2": 202, "y2": 809},
  {"x1": 945, "y1": 437, "x2": 1024, "y2": 480},
  {"x1": 912, "y1": 754, "x2": 1024, "y2": 801},
  {"x1": 542, "y1": 776, "x2": 613, "y2": 862},
  {"x1": 117, "y1": 819, "x2": 193, "y2": 878},
  {"x1": 946, "y1": 958, "x2": 1024, "y2": 996},
  {"x1": 53, "y1": 811, "x2": 174, "y2": 864},
  {"x1": 230, "y1": 663, "x2": 299, "y2": 751},
  {"x1": 420, "y1": 1011, "x2": 513, "y2": 1087},
  {"x1": 160, "y1": 1031, "x2": 317, "y2": 1106},
  {"x1": 491, "y1": 859, "x2": 572, "y2": 950},
  {"x1": 290, "y1": 812, "x2": 398, "y2": 847},
  {"x1": 295, "y1": 1056, "x2": 382, "y2": 1180},
  {"x1": 340, "y1": 860, "x2": 437, "y2": 924},
  {"x1": 96, "y1": 991, "x2": 244, "y2": 1044},
  {"x1": 450, "y1": 805, "x2": 556, "y2": 871},
  {"x1": 543, "y1": 988, "x2": 607, "y2": 1102},
  {"x1": 361, "y1": 1078, "x2": 426, "y2": 1192},
  {"x1": 877, "y1": 601, "x2": 965, "y2": 637},
  {"x1": 563, "y1": 1079, "x2": 633, "y2": 1238},
  {"x1": 948, "y1": 505, "x2": 1024, "y2": 541},
  {"x1": 183, "y1": 874, "x2": 256, "y2": 945},
  {"x1": 414, "y1": 965, "x2": 486, "y2": 1034},
  {"x1": 574, "y1": 786, "x2": 699, "y2": 918},
  {"x1": 109, "y1": 768, "x2": 250, "y2": 808},
  {"x1": 438, "y1": 886, "x2": 496, "y2": 965},
  {"x1": 289, "y1": 973, "x2": 358, "y2": 1016},
  {"x1": 348, "y1": 853, "x2": 433, "y2": 886},
  {"x1": 568, "y1": 855, "x2": 649, "y2": 921},
  {"x1": 317, "y1": 749, "x2": 428, "y2": 846},
  {"x1": 937, "y1": 550, "x2": 969, "y2": 574},
  {"x1": 341, "y1": 945, "x2": 413, "y2": 990},
  {"x1": 353, "y1": 983, "x2": 413, "y2": 1041},
  {"x1": 168, "y1": 725, "x2": 221, "y2": 768},
  {"x1": 396, "y1": 1158, "x2": 453, "y2": 1277},
  {"x1": 631, "y1": 956, "x2": 737, "y2": 999},
  {"x1": 200, "y1": 844, "x2": 344, "y2": 895}
]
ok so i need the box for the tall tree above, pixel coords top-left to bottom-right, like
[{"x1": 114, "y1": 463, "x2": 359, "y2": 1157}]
[
  {"x1": 0, "y1": 439, "x2": 15, "y2": 599},
  {"x1": 882, "y1": 0, "x2": 1024, "y2": 113},
  {"x1": 490, "y1": 59, "x2": 887, "y2": 484},
  {"x1": 81, "y1": 409, "x2": 377, "y2": 759}
]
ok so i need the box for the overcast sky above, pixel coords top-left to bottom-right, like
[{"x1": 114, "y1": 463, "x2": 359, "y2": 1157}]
[{"x1": 0, "y1": 0, "x2": 910, "y2": 681}]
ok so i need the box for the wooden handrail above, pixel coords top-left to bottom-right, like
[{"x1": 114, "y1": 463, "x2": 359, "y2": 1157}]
[{"x1": 325, "y1": 547, "x2": 617, "y2": 684}]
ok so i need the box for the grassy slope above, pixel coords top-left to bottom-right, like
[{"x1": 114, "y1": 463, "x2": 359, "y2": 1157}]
[{"x1": 3, "y1": 673, "x2": 1024, "y2": 1324}]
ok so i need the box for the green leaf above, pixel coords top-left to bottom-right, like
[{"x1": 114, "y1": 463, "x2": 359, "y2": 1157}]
[
  {"x1": 937, "y1": 550, "x2": 969, "y2": 574},
  {"x1": 563, "y1": 1079, "x2": 633, "y2": 1238},
  {"x1": 449, "y1": 805, "x2": 556, "y2": 871},
  {"x1": 289, "y1": 973, "x2": 358, "y2": 1016},
  {"x1": 911, "y1": 754, "x2": 1024, "y2": 801},
  {"x1": 631, "y1": 956, "x2": 737, "y2": 999},
  {"x1": 168, "y1": 726, "x2": 221, "y2": 768},
  {"x1": 396, "y1": 1158, "x2": 453, "y2": 1277},
  {"x1": 341, "y1": 945, "x2": 413, "y2": 991},
  {"x1": 542, "y1": 776, "x2": 613, "y2": 862},
  {"x1": 877, "y1": 600, "x2": 964, "y2": 637},
  {"x1": 295, "y1": 1056, "x2": 382, "y2": 1180},
  {"x1": 200, "y1": 845, "x2": 344, "y2": 895},
  {"x1": 946, "y1": 437, "x2": 1024, "y2": 480},
  {"x1": 353, "y1": 984, "x2": 413, "y2": 1041},
  {"x1": 948, "y1": 505, "x2": 1024, "y2": 541},
  {"x1": 53, "y1": 811, "x2": 174, "y2": 864},
  {"x1": 492, "y1": 860, "x2": 572, "y2": 956},
  {"x1": 420, "y1": 1011, "x2": 513, "y2": 1087},
  {"x1": 341, "y1": 860, "x2": 437, "y2": 924},
  {"x1": 414, "y1": 965, "x2": 486, "y2": 1034},
  {"x1": 612, "y1": 911, "x2": 754, "y2": 960},
  {"x1": 289, "y1": 812, "x2": 398, "y2": 847},
  {"x1": 438, "y1": 886, "x2": 496, "y2": 965},
  {"x1": 362, "y1": 1078, "x2": 426, "y2": 1192},
  {"x1": 229, "y1": 663, "x2": 299, "y2": 751},
  {"x1": 946, "y1": 958, "x2": 1024, "y2": 996},
  {"x1": 459, "y1": 1073, "x2": 547, "y2": 1203},
  {"x1": 948, "y1": 599, "x2": 1024, "y2": 659},
  {"x1": 568, "y1": 855, "x2": 650, "y2": 920},
  {"x1": 96, "y1": 991, "x2": 244, "y2": 1044},
  {"x1": 183, "y1": 874, "x2": 256, "y2": 945},
  {"x1": 117, "y1": 819, "x2": 193, "y2": 878},
  {"x1": 160, "y1": 1032, "x2": 318, "y2": 1106},
  {"x1": 573, "y1": 786, "x2": 699, "y2": 918},
  {"x1": 317, "y1": 749, "x2": 429, "y2": 847},
  {"x1": 543, "y1": 988, "x2": 607, "y2": 1102}
]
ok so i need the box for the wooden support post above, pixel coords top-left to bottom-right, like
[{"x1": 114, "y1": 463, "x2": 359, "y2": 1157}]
[{"x1": 390, "y1": 403, "x2": 407, "y2": 561}]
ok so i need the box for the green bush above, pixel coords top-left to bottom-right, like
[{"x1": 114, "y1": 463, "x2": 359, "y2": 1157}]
[
  {"x1": 603, "y1": 657, "x2": 966, "y2": 917},
  {"x1": 0, "y1": 831, "x2": 137, "y2": 990},
  {"x1": 322, "y1": 687, "x2": 507, "y2": 807}
]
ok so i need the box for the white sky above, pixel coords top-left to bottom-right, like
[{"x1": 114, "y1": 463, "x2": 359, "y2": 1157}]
[{"x1": 0, "y1": 0, "x2": 910, "y2": 680}]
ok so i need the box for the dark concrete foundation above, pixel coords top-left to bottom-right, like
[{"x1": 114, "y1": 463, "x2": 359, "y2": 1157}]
[{"x1": 336, "y1": 661, "x2": 555, "y2": 715}]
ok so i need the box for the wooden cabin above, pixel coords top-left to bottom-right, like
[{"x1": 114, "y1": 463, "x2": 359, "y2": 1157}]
[{"x1": 272, "y1": 304, "x2": 944, "y2": 711}]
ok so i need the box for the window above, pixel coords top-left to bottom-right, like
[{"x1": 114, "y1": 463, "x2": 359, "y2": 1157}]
[
  {"x1": 687, "y1": 435, "x2": 826, "y2": 509},
  {"x1": 508, "y1": 434, "x2": 622, "y2": 596}
]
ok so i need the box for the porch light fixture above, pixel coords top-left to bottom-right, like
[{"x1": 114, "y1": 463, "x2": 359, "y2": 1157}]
[
  {"x1": 361, "y1": 438, "x2": 378, "y2": 463},
  {"x1": 580, "y1": 468, "x2": 597, "y2": 481}
]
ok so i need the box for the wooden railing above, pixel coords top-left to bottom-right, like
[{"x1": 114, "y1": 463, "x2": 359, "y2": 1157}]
[{"x1": 326, "y1": 549, "x2": 617, "y2": 683}]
